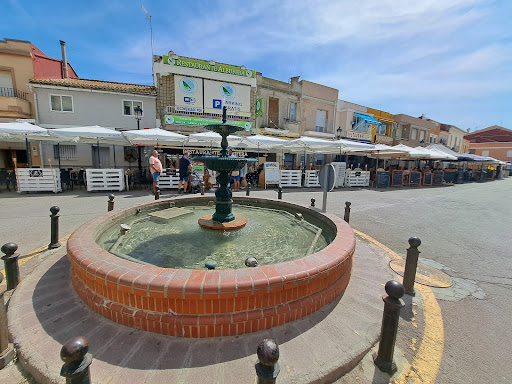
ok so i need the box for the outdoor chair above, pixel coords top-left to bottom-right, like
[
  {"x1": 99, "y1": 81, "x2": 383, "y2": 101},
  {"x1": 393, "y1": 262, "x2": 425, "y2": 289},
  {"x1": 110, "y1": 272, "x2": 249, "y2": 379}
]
[{"x1": 60, "y1": 170, "x2": 72, "y2": 190}]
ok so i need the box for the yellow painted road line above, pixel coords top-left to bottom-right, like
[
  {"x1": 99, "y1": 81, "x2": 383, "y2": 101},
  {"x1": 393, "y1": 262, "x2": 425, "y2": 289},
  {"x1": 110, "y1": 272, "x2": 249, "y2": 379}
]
[
  {"x1": 353, "y1": 229, "x2": 444, "y2": 384},
  {"x1": 0, "y1": 235, "x2": 70, "y2": 277}
]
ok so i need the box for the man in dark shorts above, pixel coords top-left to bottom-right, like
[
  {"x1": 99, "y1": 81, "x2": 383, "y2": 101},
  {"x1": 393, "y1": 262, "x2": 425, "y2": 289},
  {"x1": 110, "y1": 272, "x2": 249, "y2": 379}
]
[{"x1": 178, "y1": 151, "x2": 192, "y2": 193}]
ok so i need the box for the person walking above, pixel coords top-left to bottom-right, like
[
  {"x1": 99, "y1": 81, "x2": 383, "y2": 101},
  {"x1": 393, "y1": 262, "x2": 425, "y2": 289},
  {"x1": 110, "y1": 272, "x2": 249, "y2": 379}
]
[
  {"x1": 149, "y1": 150, "x2": 162, "y2": 194},
  {"x1": 179, "y1": 151, "x2": 192, "y2": 194}
]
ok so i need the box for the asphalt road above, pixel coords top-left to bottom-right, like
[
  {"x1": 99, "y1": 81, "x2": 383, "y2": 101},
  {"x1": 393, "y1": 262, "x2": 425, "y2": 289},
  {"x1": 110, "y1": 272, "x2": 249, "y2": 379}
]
[{"x1": 1, "y1": 178, "x2": 511, "y2": 383}]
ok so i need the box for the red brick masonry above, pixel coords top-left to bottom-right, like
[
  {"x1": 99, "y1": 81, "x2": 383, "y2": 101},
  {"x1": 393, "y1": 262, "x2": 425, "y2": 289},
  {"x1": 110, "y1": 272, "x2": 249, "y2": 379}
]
[{"x1": 67, "y1": 196, "x2": 356, "y2": 338}]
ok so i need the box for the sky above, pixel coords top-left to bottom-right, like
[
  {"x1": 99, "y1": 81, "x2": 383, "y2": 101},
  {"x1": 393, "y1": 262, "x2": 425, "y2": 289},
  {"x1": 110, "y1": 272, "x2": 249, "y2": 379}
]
[{"x1": 3, "y1": 0, "x2": 511, "y2": 131}]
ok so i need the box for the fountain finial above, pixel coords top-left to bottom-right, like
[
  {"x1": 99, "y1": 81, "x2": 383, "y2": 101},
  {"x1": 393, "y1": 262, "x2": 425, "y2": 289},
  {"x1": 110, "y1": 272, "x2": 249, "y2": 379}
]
[{"x1": 222, "y1": 105, "x2": 227, "y2": 124}]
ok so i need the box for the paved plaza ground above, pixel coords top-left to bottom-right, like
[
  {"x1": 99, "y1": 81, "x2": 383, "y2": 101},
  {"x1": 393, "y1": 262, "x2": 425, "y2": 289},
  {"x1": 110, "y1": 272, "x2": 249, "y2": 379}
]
[{"x1": 0, "y1": 178, "x2": 511, "y2": 383}]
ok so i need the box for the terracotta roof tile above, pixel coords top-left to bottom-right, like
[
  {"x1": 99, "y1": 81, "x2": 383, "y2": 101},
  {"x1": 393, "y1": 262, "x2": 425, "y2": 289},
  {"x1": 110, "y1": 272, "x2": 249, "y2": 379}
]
[{"x1": 30, "y1": 78, "x2": 156, "y2": 96}]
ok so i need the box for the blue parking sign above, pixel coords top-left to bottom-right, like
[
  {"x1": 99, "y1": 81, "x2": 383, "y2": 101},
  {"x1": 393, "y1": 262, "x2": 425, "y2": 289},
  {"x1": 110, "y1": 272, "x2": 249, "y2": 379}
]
[{"x1": 213, "y1": 99, "x2": 222, "y2": 109}]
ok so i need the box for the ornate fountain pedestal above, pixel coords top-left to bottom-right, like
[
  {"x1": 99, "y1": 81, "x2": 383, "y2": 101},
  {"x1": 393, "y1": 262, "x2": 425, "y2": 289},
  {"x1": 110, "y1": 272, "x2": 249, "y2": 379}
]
[{"x1": 194, "y1": 107, "x2": 256, "y2": 230}]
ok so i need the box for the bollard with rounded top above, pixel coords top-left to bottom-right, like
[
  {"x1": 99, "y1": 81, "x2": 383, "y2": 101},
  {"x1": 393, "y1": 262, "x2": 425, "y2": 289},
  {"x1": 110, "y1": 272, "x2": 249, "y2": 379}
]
[
  {"x1": 60, "y1": 336, "x2": 92, "y2": 384},
  {"x1": 1, "y1": 243, "x2": 20, "y2": 291},
  {"x1": 200, "y1": 184, "x2": 205, "y2": 195},
  {"x1": 255, "y1": 339, "x2": 280, "y2": 384},
  {"x1": 373, "y1": 280, "x2": 405, "y2": 373},
  {"x1": 107, "y1": 194, "x2": 115, "y2": 212},
  {"x1": 0, "y1": 273, "x2": 15, "y2": 369},
  {"x1": 154, "y1": 186, "x2": 160, "y2": 200},
  {"x1": 245, "y1": 257, "x2": 258, "y2": 267},
  {"x1": 49, "y1": 206, "x2": 61, "y2": 249},
  {"x1": 246, "y1": 182, "x2": 251, "y2": 196},
  {"x1": 310, "y1": 198, "x2": 315, "y2": 207},
  {"x1": 277, "y1": 187, "x2": 282, "y2": 200},
  {"x1": 344, "y1": 201, "x2": 351, "y2": 223},
  {"x1": 205, "y1": 260, "x2": 218, "y2": 270},
  {"x1": 403, "y1": 237, "x2": 421, "y2": 296}
]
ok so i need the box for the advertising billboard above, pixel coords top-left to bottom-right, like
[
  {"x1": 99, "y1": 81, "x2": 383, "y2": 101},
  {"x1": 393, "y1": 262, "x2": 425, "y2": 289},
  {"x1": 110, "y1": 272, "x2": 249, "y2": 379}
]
[
  {"x1": 164, "y1": 56, "x2": 255, "y2": 78},
  {"x1": 174, "y1": 76, "x2": 203, "y2": 113},
  {"x1": 203, "y1": 80, "x2": 251, "y2": 117}
]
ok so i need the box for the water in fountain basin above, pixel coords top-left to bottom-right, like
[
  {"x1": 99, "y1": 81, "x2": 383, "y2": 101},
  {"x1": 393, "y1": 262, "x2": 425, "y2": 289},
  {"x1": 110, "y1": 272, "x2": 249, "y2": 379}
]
[{"x1": 97, "y1": 205, "x2": 334, "y2": 269}]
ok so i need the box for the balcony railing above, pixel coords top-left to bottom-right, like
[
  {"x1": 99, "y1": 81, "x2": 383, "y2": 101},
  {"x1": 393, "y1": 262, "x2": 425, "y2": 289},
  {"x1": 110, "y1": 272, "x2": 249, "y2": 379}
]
[{"x1": 0, "y1": 87, "x2": 28, "y2": 101}]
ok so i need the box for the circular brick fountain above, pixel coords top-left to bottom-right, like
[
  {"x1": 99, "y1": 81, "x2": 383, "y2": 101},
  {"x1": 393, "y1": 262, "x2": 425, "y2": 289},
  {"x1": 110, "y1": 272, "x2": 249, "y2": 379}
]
[{"x1": 67, "y1": 196, "x2": 355, "y2": 338}]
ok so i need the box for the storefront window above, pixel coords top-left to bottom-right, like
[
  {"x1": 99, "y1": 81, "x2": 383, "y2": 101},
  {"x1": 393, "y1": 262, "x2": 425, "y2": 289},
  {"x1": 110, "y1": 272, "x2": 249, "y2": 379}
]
[{"x1": 352, "y1": 115, "x2": 367, "y2": 132}]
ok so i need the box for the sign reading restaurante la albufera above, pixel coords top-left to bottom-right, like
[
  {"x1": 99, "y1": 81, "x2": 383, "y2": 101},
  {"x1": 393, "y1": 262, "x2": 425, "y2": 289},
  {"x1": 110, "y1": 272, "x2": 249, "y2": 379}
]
[{"x1": 163, "y1": 56, "x2": 255, "y2": 78}]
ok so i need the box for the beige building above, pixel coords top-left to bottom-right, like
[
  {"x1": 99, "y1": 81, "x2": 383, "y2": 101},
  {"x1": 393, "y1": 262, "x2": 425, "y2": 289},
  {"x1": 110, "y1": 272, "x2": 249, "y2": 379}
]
[
  {"x1": 254, "y1": 74, "x2": 301, "y2": 138},
  {"x1": 393, "y1": 114, "x2": 437, "y2": 147},
  {"x1": 439, "y1": 124, "x2": 466, "y2": 152},
  {"x1": 335, "y1": 100, "x2": 373, "y2": 142},
  {"x1": 296, "y1": 79, "x2": 338, "y2": 138}
]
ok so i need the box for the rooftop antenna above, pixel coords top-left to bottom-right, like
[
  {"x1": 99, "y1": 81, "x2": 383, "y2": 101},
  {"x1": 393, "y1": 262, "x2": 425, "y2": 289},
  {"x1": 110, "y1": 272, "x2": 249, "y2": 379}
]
[{"x1": 141, "y1": 5, "x2": 154, "y2": 84}]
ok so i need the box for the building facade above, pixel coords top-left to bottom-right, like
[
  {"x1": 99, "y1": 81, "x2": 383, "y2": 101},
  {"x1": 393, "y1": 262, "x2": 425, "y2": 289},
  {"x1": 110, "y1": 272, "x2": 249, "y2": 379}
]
[
  {"x1": 366, "y1": 107, "x2": 394, "y2": 145},
  {"x1": 31, "y1": 78, "x2": 156, "y2": 168},
  {"x1": 153, "y1": 52, "x2": 256, "y2": 135},
  {"x1": 298, "y1": 79, "x2": 338, "y2": 138},
  {"x1": 0, "y1": 38, "x2": 77, "y2": 168},
  {"x1": 255, "y1": 74, "x2": 301, "y2": 138},
  {"x1": 392, "y1": 114, "x2": 436, "y2": 147},
  {"x1": 465, "y1": 125, "x2": 512, "y2": 161}
]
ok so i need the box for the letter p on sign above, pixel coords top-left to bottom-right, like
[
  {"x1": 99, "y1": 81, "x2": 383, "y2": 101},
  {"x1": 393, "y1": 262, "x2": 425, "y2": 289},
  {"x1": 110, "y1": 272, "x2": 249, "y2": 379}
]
[{"x1": 213, "y1": 99, "x2": 222, "y2": 109}]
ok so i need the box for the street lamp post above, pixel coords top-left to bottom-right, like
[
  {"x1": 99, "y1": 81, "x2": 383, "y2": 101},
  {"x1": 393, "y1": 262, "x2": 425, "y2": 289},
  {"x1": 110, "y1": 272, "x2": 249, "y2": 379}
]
[
  {"x1": 336, "y1": 127, "x2": 343, "y2": 161},
  {"x1": 134, "y1": 105, "x2": 143, "y2": 177}
]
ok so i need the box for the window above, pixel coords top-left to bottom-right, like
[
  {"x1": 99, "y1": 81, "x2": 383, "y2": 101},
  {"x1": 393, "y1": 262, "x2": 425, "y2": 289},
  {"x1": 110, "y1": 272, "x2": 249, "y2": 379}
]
[
  {"x1": 53, "y1": 145, "x2": 77, "y2": 160},
  {"x1": 481, "y1": 150, "x2": 489, "y2": 157},
  {"x1": 123, "y1": 100, "x2": 143, "y2": 116},
  {"x1": 395, "y1": 125, "x2": 402, "y2": 138},
  {"x1": 376, "y1": 123, "x2": 387, "y2": 135},
  {"x1": 0, "y1": 70, "x2": 13, "y2": 89},
  {"x1": 419, "y1": 130, "x2": 425, "y2": 141},
  {"x1": 315, "y1": 110, "x2": 327, "y2": 132},
  {"x1": 289, "y1": 102, "x2": 297, "y2": 121},
  {"x1": 507, "y1": 150, "x2": 512, "y2": 158},
  {"x1": 430, "y1": 134, "x2": 437, "y2": 143},
  {"x1": 352, "y1": 115, "x2": 367, "y2": 132},
  {"x1": 50, "y1": 95, "x2": 73, "y2": 112},
  {"x1": 411, "y1": 128, "x2": 418, "y2": 140}
]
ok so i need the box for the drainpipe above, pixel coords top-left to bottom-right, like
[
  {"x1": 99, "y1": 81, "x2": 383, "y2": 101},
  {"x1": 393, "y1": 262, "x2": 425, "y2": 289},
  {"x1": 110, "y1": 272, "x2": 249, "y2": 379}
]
[{"x1": 60, "y1": 40, "x2": 69, "y2": 79}]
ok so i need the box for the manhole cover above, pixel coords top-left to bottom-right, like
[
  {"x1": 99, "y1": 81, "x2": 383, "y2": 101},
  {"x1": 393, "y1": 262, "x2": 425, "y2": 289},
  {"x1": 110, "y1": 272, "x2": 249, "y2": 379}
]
[{"x1": 389, "y1": 259, "x2": 452, "y2": 288}]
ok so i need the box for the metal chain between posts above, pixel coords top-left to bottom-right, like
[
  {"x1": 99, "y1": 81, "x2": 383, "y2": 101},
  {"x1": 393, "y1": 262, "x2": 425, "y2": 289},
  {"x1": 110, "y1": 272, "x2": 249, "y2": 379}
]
[
  {"x1": 255, "y1": 339, "x2": 280, "y2": 384},
  {"x1": 373, "y1": 280, "x2": 405, "y2": 373},
  {"x1": 107, "y1": 194, "x2": 115, "y2": 212},
  {"x1": 0, "y1": 273, "x2": 15, "y2": 369},
  {"x1": 344, "y1": 201, "x2": 351, "y2": 223},
  {"x1": 1, "y1": 243, "x2": 20, "y2": 291},
  {"x1": 403, "y1": 237, "x2": 421, "y2": 296},
  {"x1": 49, "y1": 206, "x2": 61, "y2": 249},
  {"x1": 60, "y1": 336, "x2": 93, "y2": 384}
]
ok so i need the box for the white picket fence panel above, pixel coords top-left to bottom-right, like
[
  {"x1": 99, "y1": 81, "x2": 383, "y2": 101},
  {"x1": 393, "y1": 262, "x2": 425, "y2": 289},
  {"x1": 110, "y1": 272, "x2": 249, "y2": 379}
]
[
  {"x1": 345, "y1": 170, "x2": 370, "y2": 187},
  {"x1": 158, "y1": 171, "x2": 181, "y2": 189},
  {"x1": 304, "y1": 170, "x2": 321, "y2": 187},
  {"x1": 280, "y1": 170, "x2": 301, "y2": 187},
  {"x1": 86, "y1": 169, "x2": 124, "y2": 191},
  {"x1": 16, "y1": 168, "x2": 61, "y2": 193}
]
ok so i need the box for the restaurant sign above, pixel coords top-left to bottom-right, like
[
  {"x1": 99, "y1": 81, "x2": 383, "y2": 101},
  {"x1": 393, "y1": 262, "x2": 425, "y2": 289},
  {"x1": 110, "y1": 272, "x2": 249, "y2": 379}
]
[
  {"x1": 164, "y1": 115, "x2": 252, "y2": 130},
  {"x1": 163, "y1": 56, "x2": 255, "y2": 78},
  {"x1": 346, "y1": 131, "x2": 372, "y2": 141},
  {"x1": 375, "y1": 135, "x2": 393, "y2": 144}
]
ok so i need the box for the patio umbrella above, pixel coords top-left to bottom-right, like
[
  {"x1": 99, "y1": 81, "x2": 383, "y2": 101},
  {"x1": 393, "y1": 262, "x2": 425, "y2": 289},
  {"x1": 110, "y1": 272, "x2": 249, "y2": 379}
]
[
  {"x1": 49, "y1": 126, "x2": 129, "y2": 168},
  {"x1": 280, "y1": 137, "x2": 339, "y2": 169},
  {"x1": 122, "y1": 128, "x2": 187, "y2": 146},
  {"x1": 187, "y1": 131, "x2": 244, "y2": 151},
  {"x1": 0, "y1": 122, "x2": 51, "y2": 167},
  {"x1": 243, "y1": 135, "x2": 289, "y2": 163}
]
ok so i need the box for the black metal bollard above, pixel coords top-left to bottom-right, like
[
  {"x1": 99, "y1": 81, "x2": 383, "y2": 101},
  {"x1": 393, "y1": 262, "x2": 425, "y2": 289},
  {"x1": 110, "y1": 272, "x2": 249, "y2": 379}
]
[
  {"x1": 255, "y1": 339, "x2": 280, "y2": 384},
  {"x1": 310, "y1": 198, "x2": 315, "y2": 207},
  {"x1": 246, "y1": 183, "x2": 251, "y2": 196},
  {"x1": 403, "y1": 237, "x2": 421, "y2": 296},
  {"x1": 60, "y1": 336, "x2": 93, "y2": 384},
  {"x1": 49, "y1": 206, "x2": 61, "y2": 249},
  {"x1": 107, "y1": 194, "x2": 115, "y2": 212},
  {"x1": 200, "y1": 184, "x2": 205, "y2": 195},
  {"x1": 0, "y1": 273, "x2": 15, "y2": 368},
  {"x1": 277, "y1": 187, "x2": 282, "y2": 200},
  {"x1": 344, "y1": 201, "x2": 351, "y2": 223},
  {"x1": 1, "y1": 243, "x2": 20, "y2": 291},
  {"x1": 373, "y1": 280, "x2": 405, "y2": 373},
  {"x1": 154, "y1": 186, "x2": 160, "y2": 200}
]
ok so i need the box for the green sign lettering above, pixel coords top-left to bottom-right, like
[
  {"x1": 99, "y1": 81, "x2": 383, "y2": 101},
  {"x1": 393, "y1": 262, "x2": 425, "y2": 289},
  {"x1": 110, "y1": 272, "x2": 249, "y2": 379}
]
[
  {"x1": 164, "y1": 56, "x2": 255, "y2": 79},
  {"x1": 164, "y1": 115, "x2": 252, "y2": 130}
]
